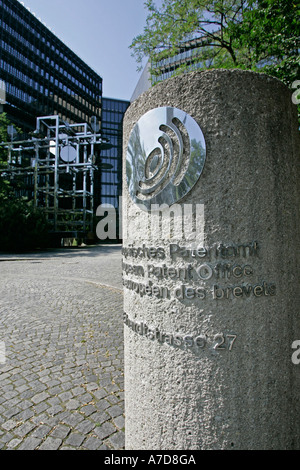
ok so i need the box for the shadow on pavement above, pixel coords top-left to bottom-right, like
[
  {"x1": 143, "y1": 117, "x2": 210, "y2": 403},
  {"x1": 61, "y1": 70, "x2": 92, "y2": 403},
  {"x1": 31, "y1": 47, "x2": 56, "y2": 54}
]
[{"x1": 0, "y1": 244, "x2": 122, "y2": 260}]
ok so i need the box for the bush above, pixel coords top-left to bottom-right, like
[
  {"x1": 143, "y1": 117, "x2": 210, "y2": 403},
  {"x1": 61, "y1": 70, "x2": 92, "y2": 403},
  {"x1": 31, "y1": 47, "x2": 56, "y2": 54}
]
[{"x1": 0, "y1": 194, "x2": 51, "y2": 252}]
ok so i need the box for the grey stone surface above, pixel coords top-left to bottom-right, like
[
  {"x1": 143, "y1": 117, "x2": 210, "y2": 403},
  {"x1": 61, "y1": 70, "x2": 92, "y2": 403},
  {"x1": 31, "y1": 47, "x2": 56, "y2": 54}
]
[
  {"x1": 0, "y1": 245, "x2": 124, "y2": 450},
  {"x1": 123, "y1": 70, "x2": 300, "y2": 450}
]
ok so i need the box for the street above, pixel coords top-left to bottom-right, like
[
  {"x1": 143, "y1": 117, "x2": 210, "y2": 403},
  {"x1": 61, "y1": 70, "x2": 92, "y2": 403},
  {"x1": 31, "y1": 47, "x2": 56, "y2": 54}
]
[{"x1": 0, "y1": 245, "x2": 124, "y2": 450}]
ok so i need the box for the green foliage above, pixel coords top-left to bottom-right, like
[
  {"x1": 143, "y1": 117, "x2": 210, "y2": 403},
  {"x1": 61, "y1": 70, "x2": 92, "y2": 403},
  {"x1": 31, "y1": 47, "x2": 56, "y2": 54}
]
[
  {"x1": 0, "y1": 113, "x2": 13, "y2": 196},
  {"x1": 131, "y1": 0, "x2": 255, "y2": 72},
  {"x1": 230, "y1": 0, "x2": 300, "y2": 85},
  {"x1": 131, "y1": 0, "x2": 300, "y2": 119},
  {"x1": 0, "y1": 193, "x2": 51, "y2": 252},
  {"x1": 0, "y1": 113, "x2": 50, "y2": 252},
  {"x1": 0, "y1": 113, "x2": 21, "y2": 163},
  {"x1": 0, "y1": 112, "x2": 12, "y2": 145}
]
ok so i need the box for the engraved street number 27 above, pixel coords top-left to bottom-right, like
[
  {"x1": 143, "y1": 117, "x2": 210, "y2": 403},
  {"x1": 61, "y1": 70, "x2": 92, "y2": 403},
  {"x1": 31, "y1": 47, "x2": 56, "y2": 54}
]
[{"x1": 213, "y1": 334, "x2": 237, "y2": 351}]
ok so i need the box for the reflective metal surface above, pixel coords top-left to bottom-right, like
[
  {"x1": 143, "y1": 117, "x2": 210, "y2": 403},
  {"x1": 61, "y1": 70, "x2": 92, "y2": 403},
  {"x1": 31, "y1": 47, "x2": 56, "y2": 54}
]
[
  {"x1": 60, "y1": 144, "x2": 77, "y2": 163},
  {"x1": 126, "y1": 107, "x2": 206, "y2": 210}
]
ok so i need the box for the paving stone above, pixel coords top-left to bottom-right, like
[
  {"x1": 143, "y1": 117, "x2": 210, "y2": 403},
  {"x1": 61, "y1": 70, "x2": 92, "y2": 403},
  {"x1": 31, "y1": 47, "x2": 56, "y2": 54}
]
[
  {"x1": 47, "y1": 397, "x2": 61, "y2": 407},
  {"x1": 75, "y1": 419, "x2": 95, "y2": 434},
  {"x1": 2, "y1": 408, "x2": 20, "y2": 419},
  {"x1": 90, "y1": 411, "x2": 110, "y2": 425},
  {"x1": 33, "y1": 402, "x2": 49, "y2": 414},
  {"x1": 85, "y1": 383, "x2": 99, "y2": 392},
  {"x1": 96, "y1": 399, "x2": 110, "y2": 412},
  {"x1": 39, "y1": 437, "x2": 62, "y2": 450},
  {"x1": 47, "y1": 405, "x2": 64, "y2": 416},
  {"x1": 107, "y1": 430, "x2": 125, "y2": 449},
  {"x1": 0, "y1": 432, "x2": 14, "y2": 444},
  {"x1": 62, "y1": 413, "x2": 84, "y2": 427},
  {"x1": 16, "y1": 399, "x2": 32, "y2": 411},
  {"x1": 18, "y1": 437, "x2": 43, "y2": 450},
  {"x1": 107, "y1": 404, "x2": 123, "y2": 418},
  {"x1": 50, "y1": 424, "x2": 71, "y2": 439},
  {"x1": 83, "y1": 436, "x2": 103, "y2": 450},
  {"x1": 14, "y1": 421, "x2": 36, "y2": 437},
  {"x1": 71, "y1": 386, "x2": 85, "y2": 397},
  {"x1": 93, "y1": 389, "x2": 107, "y2": 400},
  {"x1": 0, "y1": 246, "x2": 124, "y2": 450},
  {"x1": 113, "y1": 415, "x2": 125, "y2": 430},
  {"x1": 80, "y1": 404, "x2": 97, "y2": 416},
  {"x1": 31, "y1": 391, "x2": 50, "y2": 405},
  {"x1": 6, "y1": 438, "x2": 23, "y2": 449},
  {"x1": 31, "y1": 424, "x2": 52, "y2": 439},
  {"x1": 58, "y1": 391, "x2": 73, "y2": 402},
  {"x1": 98, "y1": 443, "x2": 110, "y2": 450},
  {"x1": 93, "y1": 422, "x2": 116, "y2": 440},
  {"x1": 107, "y1": 394, "x2": 120, "y2": 405},
  {"x1": 1, "y1": 419, "x2": 18, "y2": 431},
  {"x1": 64, "y1": 432, "x2": 85, "y2": 447},
  {"x1": 77, "y1": 392, "x2": 93, "y2": 404},
  {"x1": 65, "y1": 399, "x2": 81, "y2": 411},
  {"x1": 3, "y1": 390, "x2": 18, "y2": 400}
]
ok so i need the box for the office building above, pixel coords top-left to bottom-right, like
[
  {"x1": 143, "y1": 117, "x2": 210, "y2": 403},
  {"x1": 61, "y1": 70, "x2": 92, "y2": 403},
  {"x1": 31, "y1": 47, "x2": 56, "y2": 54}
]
[
  {"x1": 151, "y1": 37, "x2": 206, "y2": 85},
  {"x1": 0, "y1": 0, "x2": 102, "y2": 133},
  {"x1": 0, "y1": 0, "x2": 130, "y2": 242},
  {"x1": 97, "y1": 97, "x2": 129, "y2": 210},
  {"x1": 131, "y1": 38, "x2": 207, "y2": 101}
]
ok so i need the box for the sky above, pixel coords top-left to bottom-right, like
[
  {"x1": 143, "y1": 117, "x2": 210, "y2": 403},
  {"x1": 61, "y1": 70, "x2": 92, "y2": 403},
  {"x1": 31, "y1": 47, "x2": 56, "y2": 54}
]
[{"x1": 20, "y1": 0, "x2": 150, "y2": 101}]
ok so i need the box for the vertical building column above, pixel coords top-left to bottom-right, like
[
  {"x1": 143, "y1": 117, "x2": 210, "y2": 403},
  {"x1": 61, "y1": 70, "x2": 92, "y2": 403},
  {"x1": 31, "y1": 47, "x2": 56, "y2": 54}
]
[{"x1": 122, "y1": 70, "x2": 300, "y2": 450}]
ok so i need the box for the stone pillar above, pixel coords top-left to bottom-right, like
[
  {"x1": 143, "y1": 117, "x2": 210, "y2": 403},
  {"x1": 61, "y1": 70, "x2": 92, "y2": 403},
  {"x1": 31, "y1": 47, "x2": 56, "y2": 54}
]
[{"x1": 122, "y1": 69, "x2": 300, "y2": 450}]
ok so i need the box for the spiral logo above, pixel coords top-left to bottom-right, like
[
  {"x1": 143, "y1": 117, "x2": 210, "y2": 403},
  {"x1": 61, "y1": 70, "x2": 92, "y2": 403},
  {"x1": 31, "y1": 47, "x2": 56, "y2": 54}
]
[{"x1": 126, "y1": 107, "x2": 206, "y2": 210}]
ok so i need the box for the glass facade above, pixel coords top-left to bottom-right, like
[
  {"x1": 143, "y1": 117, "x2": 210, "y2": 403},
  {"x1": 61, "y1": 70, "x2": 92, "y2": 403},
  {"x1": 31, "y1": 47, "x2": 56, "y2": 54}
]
[
  {"x1": 0, "y1": 0, "x2": 102, "y2": 133},
  {"x1": 151, "y1": 38, "x2": 208, "y2": 85},
  {"x1": 95, "y1": 97, "x2": 129, "y2": 209},
  {"x1": 152, "y1": 50, "x2": 206, "y2": 83},
  {"x1": 0, "y1": 0, "x2": 130, "y2": 241}
]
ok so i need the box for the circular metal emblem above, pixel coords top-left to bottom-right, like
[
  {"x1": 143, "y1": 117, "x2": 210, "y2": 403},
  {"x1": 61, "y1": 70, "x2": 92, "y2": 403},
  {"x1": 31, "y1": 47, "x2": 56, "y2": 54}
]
[
  {"x1": 60, "y1": 144, "x2": 77, "y2": 163},
  {"x1": 126, "y1": 107, "x2": 206, "y2": 210}
]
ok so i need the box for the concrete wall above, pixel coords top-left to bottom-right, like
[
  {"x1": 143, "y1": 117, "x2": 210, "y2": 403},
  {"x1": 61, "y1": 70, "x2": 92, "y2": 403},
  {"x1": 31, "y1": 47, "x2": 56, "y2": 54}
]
[{"x1": 122, "y1": 69, "x2": 300, "y2": 450}]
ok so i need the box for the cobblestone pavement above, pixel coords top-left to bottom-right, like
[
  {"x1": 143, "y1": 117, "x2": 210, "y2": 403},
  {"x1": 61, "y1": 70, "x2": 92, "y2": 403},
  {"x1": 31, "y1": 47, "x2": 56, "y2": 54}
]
[{"x1": 0, "y1": 245, "x2": 124, "y2": 450}]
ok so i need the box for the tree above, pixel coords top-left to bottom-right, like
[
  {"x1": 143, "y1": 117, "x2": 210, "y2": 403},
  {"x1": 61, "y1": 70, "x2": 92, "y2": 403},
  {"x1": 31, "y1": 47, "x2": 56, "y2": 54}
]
[
  {"x1": 230, "y1": 0, "x2": 300, "y2": 86},
  {"x1": 130, "y1": 1, "x2": 299, "y2": 99},
  {"x1": 0, "y1": 113, "x2": 50, "y2": 251},
  {"x1": 131, "y1": 0, "x2": 247, "y2": 73},
  {"x1": 1, "y1": 113, "x2": 14, "y2": 196},
  {"x1": 1, "y1": 113, "x2": 14, "y2": 164},
  {"x1": 0, "y1": 194, "x2": 51, "y2": 251},
  {"x1": 0, "y1": 113, "x2": 23, "y2": 195}
]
